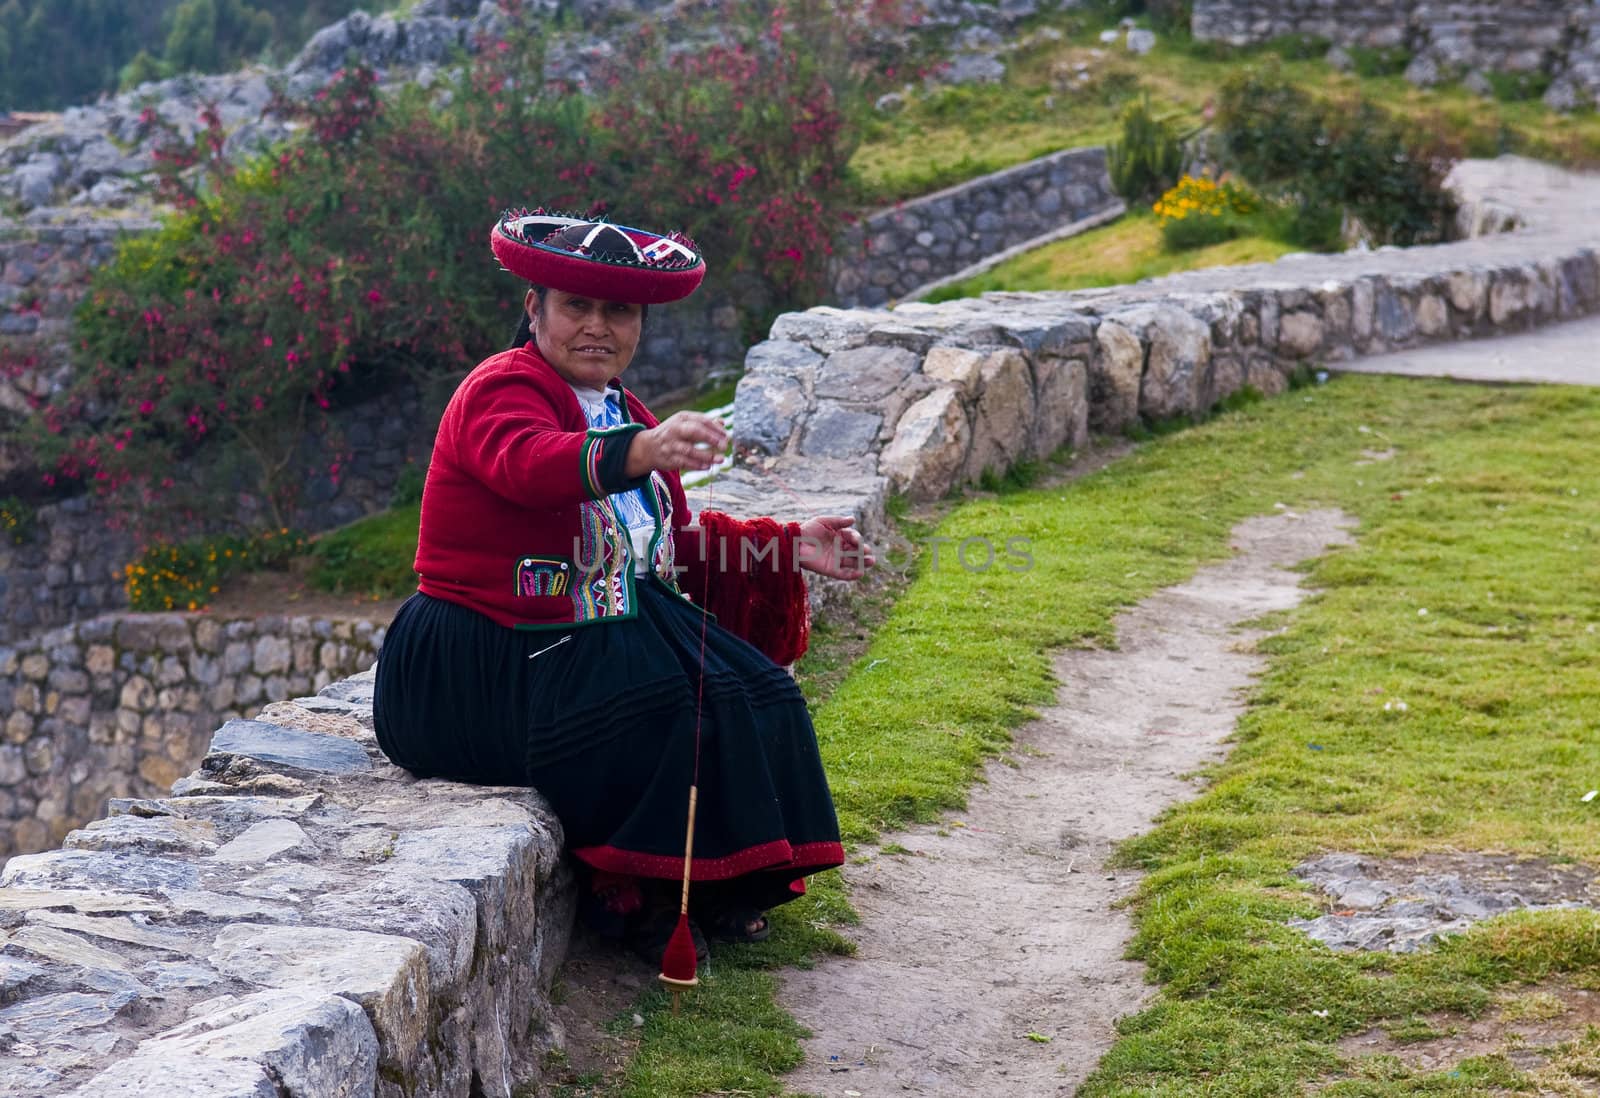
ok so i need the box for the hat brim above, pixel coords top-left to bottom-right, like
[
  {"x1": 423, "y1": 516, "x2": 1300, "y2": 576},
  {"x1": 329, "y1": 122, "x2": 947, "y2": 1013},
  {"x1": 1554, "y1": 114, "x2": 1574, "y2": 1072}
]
[{"x1": 491, "y1": 213, "x2": 706, "y2": 305}]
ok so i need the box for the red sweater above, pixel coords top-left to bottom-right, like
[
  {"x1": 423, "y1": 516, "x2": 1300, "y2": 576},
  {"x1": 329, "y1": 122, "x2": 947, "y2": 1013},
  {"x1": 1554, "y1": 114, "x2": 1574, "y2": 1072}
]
[
  {"x1": 416, "y1": 344, "x2": 810, "y2": 661},
  {"x1": 416, "y1": 344, "x2": 693, "y2": 629}
]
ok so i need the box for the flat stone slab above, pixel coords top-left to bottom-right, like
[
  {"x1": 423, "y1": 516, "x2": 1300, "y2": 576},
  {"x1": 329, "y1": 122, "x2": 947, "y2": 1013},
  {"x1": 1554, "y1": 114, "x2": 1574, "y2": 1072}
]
[
  {"x1": 207, "y1": 719, "x2": 372, "y2": 775},
  {"x1": 1290, "y1": 852, "x2": 1598, "y2": 953},
  {"x1": 210, "y1": 820, "x2": 310, "y2": 865},
  {"x1": 1334, "y1": 313, "x2": 1600, "y2": 386},
  {"x1": 63, "y1": 1056, "x2": 280, "y2": 1098},
  {"x1": 122, "y1": 989, "x2": 378, "y2": 1098}
]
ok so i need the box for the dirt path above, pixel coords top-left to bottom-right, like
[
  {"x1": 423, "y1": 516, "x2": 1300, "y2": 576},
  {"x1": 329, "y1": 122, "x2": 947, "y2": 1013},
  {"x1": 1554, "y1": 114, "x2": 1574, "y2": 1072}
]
[
  {"x1": 1334, "y1": 313, "x2": 1600, "y2": 387},
  {"x1": 778, "y1": 508, "x2": 1356, "y2": 1097}
]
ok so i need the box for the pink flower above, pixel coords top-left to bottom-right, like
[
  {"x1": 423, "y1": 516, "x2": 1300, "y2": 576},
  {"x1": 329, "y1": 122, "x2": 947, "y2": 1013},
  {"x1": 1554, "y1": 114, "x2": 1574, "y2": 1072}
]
[
  {"x1": 138, "y1": 400, "x2": 155, "y2": 415},
  {"x1": 366, "y1": 289, "x2": 384, "y2": 305},
  {"x1": 261, "y1": 335, "x2": 273, "y2": 348}
]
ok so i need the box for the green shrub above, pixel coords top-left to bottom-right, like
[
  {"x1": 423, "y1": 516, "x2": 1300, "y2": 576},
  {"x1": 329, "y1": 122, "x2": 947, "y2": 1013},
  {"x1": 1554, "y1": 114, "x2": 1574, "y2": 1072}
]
[
  {"x1": 123, "y1": 528, "x2": 306, "y2": 611},
  {"x1": 1087, "y1": 0, "x2": 1190, "y2": 33},
  {"x1": 389, "y1": 460, "x2": 428, "y2": 508},
  {"x1": 1145, "y1": 0, "x2": 1192, "y2": 35},
  {"x1": 309, "y1": 505, "x2": 419, "y2": 598},
  {"x1": 1487, "y1": 70, "x2": 1552, "y2": 102},
  {"x1": 1108, "y1": 95, "x2": 1187, "y2": 204},
  {"x1": 0, "y1": 495, "x2": 34, "y2": 546},
  {"x1": 1213, "y1": 60, "x2": 1458, "y2": 250},
  {"x1": 1265, "y1": 33, "x2": 1331, "y2": 61},
  {"x1": 1345, "y1": 45, "x2": 1412, "y2": 78}
]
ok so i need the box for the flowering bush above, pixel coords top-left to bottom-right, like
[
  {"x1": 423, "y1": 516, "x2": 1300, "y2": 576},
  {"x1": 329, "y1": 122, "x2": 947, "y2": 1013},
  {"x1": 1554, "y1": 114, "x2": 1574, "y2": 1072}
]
[
  {"x1": 123, "y1": 527, "x2": 306, "y2": 611},
  {"x1": 26, "y1": 0, "x2": 904, "y2": 544},
  {"x1": 1153, "y1": 174, "x2": 1260, "y2": 250},
  {"x1": 584, "y1": 1, "x2": 879, "y2": 303}
]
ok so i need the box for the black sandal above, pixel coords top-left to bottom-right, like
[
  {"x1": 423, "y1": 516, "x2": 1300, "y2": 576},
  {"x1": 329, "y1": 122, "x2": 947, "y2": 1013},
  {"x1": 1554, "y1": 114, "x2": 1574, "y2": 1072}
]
[{"x1": 701, "y1": 907, "x2": 772, "y2": 944}]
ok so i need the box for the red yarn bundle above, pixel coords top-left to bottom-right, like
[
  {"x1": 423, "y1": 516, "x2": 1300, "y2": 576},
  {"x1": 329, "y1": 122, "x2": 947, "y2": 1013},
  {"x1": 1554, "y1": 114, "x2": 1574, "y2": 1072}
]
[{"x1": 677, "y1": 511, "x2": 810, "y2": 666}]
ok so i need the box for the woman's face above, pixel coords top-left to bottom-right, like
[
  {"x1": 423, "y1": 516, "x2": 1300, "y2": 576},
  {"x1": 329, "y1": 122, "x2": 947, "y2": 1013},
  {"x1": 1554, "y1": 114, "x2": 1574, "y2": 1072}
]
[{"x1": 528, "y1": 288, "x2": 644, "y2": 389}]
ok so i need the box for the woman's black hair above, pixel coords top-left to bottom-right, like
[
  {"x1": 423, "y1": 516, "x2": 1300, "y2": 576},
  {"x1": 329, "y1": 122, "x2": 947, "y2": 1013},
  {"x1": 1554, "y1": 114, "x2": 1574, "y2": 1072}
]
[{"x1": 508, "y1": 285, "x2": 650, "y2": 350}]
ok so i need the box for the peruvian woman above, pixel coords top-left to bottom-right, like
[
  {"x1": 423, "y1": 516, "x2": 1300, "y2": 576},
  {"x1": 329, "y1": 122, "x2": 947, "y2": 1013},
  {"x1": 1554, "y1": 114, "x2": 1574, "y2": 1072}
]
[{"x1": 372, "y1": 210, "x2": 872, "y2": 962}]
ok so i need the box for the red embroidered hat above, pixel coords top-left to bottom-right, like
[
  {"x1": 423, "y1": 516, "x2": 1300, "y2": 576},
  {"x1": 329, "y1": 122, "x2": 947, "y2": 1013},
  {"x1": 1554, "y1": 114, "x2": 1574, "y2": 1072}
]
[{"x1": 490, "y1": 208, "x2": 706, "y2": 304}]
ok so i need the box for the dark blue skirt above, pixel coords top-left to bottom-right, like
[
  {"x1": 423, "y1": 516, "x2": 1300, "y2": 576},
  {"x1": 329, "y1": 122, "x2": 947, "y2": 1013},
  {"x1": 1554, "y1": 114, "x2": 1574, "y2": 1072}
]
[{"x1": 373, "y1": 576, "x2": 842, "y2": 908}]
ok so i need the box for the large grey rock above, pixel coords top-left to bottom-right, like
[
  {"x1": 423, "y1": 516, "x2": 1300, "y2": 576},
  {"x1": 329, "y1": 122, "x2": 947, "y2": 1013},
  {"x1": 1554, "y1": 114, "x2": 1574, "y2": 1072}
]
[
  {"x1": 1030, "y1": 356, "x2": 1088, "y2": 460},
  {"x1": 209, "y1": 923, "x2": 431, "y2": 1069},
  {"x1": 25, "y1": 909, "x2": 192, "y2": 954},
  {"x1": 879, "y1": 388, "x2": 970, "y2": 499},
  {"x1": 2, "y1": 926, "x2": 152, "y2": 1001},
  {"x1": 65, "y1": 1055, "x2": 279, "y2": 1097},
  {"x1": 1277, "y1": 311, "x2": 1324, "y2": 357},
  {"x1": 1091, "y1": 319, "x2": 1144, "y2": 432},
  {"x1": 1, "y1": 849, "x2": 201, "y2": 894},
  {"x1": 10, "y1": 156, "x2": 63, "y2": 207},
  {"x1": 767, "y1": 308, "x2": 879, "y2": 354},
  {"x1": 733, "y1": 374, "x2": 807, "y2": 455},
  {"x1": 207, "y1": 719, "x2": 372, "y2": 774},
  {"x1": 64, "y1": 815, "x2": 220, "y2": 856},
  {"x1": 311, "y1": 872, "x2": 478, "y2": 990},
  {"x1": 800, "y1": 404, "x2": 884, "y2": 458},
  {"x1": 1139, "y1": 308, "x2": 1212, "y2": 421},
  {"x1": 744, "y1": 338, "x2": 823, "y2": 378},
  {"x1": 814, "y1": 345, "x2": 921, "y2": 402},
  {"x1": 940, "y1": 52, "x2": 1007, "y2": 84},
  {"x1": 962, "y1": 349, "x2": 1034, "y2": 485},
  {"x1": 130, "y1": 989, "x2": 379, "y2": 1098}
]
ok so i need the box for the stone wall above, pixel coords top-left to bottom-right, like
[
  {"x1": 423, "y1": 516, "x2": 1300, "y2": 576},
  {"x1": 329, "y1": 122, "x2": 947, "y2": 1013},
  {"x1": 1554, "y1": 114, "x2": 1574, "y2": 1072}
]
[
  {"x1": 730, "y1": 158, "x2": 1600, "y2": 516},
  {"x1": 0, "y1": 380, "x2": 434, "y2": 647},
  {"x1": 829, "y1": 147, "x2": 1119, "y2": 308},
  {"x1": 1191, "y1": 0, "x2": 1600, "y2": 108},
  {"x1": 0, "y1": 612, "x2": 384, "y2": 860},
  {"x1": 0, "y1": 219, "x2": 149, "y2": 351},
  {"x1": 0, "y1": 669, "x2": 573, "y2": 1098}
]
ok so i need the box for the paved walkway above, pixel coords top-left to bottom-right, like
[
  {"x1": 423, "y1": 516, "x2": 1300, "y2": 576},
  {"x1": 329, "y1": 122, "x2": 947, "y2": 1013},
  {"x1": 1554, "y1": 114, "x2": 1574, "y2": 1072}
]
[{"x1": 1333, "y1": 313, "x2": 1600, "y2": 386}]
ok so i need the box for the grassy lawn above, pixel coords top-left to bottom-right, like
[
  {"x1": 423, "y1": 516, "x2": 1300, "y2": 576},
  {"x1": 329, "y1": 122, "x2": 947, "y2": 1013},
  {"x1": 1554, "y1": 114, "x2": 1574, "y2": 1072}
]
[
  {"x1": 608, "y1": 373, "x2": 1600, "y2": 1096},
  {"x1": 850, "y1": 13, "x2": 1600, "y2": 206},
  {"x1": 923, "y1": 208, "x2": 1298, "y2": 300}
]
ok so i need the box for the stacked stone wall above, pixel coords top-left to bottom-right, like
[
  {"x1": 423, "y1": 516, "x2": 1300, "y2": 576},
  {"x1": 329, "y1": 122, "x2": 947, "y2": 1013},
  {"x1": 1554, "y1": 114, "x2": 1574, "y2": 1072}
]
[
  {"x1": 1192, "y1": 0, "x2": 1600, "y2": 107},
  {"x1": 733, "y1": 159, "x2": 1600, "y2": 511},
  {"x1": 830, "y1": 147, "x2": 1119, "y2": 308},
  {"x1": 0, "y1": 220, "x2": 147, "y2": 349},
  {"x1": 0, "y1": 612, "x2": 383, "y2": 860},
  {"x1": 0, "y1": 668, "x2": 571, "y2": 1097},
  {"x1": 0, "y1": 381, "x2": 433, "y2": 646}
]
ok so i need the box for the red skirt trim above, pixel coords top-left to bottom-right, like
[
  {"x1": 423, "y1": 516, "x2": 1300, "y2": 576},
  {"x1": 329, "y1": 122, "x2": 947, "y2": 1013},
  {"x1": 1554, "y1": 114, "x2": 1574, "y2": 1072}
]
[{"x1": 571, "y1": 838, "x2": 844, "y2": 882}]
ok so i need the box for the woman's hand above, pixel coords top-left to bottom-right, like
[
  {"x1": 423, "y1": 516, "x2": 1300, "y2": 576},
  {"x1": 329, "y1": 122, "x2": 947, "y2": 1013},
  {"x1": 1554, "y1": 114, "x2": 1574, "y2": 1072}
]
[
  {"x1": 628, "y1": 412, "x2": 729, "y2": 476},
  {"x1": 796, "y1": 516, "x2": 874, "y2": 581}
]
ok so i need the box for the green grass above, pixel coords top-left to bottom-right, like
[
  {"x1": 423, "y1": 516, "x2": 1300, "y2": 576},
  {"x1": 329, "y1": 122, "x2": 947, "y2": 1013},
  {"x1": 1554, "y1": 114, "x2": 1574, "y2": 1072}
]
[
  {"x1": 849, "y1": 12, "x2": 1600, "y2": 206},
  {"x1": 923, "y1": 208, "x2": 1298, "y2": 301},
  {"x1": 615, "y1": 374, "x2": 1600, "y2": 1095},
  {"x1": 307, "y1": 502, "x2": 420, "y2": 597}
]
